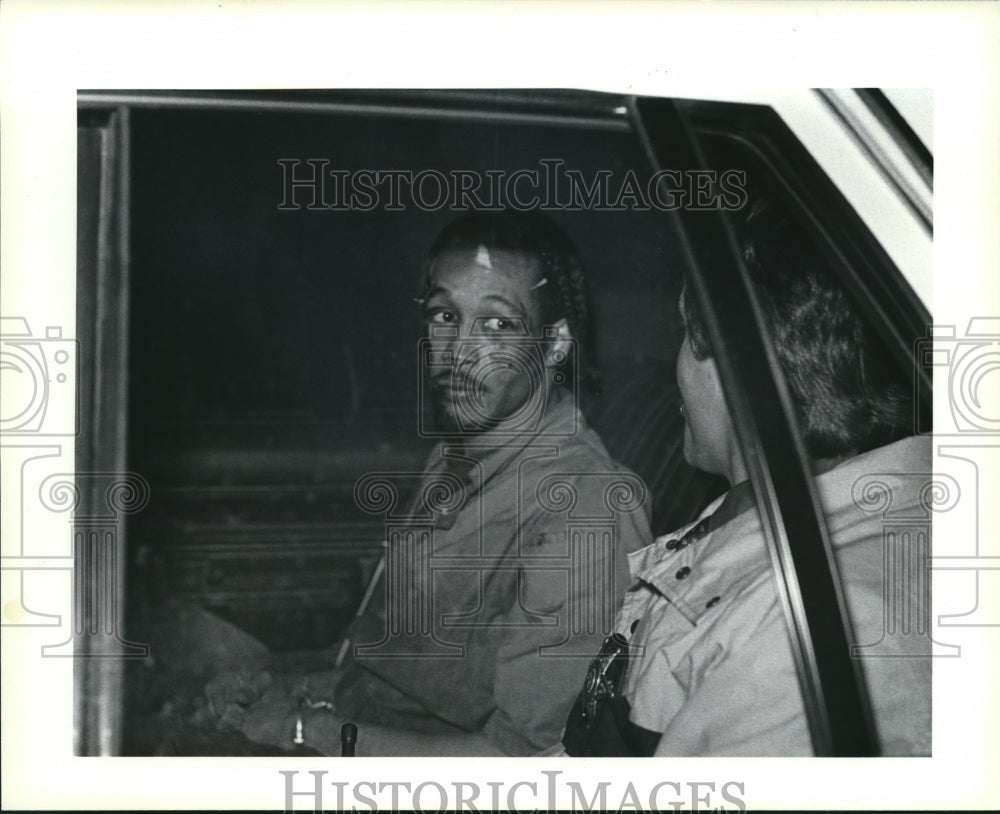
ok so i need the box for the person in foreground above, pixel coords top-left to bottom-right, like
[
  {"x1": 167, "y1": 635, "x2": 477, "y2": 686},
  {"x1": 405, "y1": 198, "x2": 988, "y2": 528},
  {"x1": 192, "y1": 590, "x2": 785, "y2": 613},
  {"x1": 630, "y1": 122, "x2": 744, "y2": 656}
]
[
  {"x1": 560, "y1": 200, "x2": 931, "y2": 756},
  {"x1": 209, "y1": 211, "x2": 651, "y2": 755}
]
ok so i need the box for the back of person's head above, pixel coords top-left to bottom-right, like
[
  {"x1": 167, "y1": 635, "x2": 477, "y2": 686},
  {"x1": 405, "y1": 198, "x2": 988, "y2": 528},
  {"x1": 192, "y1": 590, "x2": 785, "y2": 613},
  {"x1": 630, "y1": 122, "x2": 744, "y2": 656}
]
[
  {"x1": 681, "y1": 199, "x2": 913, "y2": 459},
  {"x1": 423, "y1": 210, "x2": 602, "y2": 394}
]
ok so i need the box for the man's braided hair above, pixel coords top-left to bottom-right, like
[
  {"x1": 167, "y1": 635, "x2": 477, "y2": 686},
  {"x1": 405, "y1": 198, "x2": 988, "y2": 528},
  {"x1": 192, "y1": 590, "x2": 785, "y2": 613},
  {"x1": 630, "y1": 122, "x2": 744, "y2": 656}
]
[{"x1": 421, "y1": 210, "x2": 602, "y2": 394}]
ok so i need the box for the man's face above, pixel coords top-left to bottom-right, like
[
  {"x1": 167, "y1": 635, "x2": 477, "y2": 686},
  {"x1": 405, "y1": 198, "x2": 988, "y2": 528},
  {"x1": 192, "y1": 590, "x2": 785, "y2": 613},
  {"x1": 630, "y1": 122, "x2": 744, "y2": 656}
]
[
  {"x1": 676, "y1": 291, "x2": 735, "y2": 480},
  {"x1": 422, "y1": 246, "x2": 548, "y2": 434}
]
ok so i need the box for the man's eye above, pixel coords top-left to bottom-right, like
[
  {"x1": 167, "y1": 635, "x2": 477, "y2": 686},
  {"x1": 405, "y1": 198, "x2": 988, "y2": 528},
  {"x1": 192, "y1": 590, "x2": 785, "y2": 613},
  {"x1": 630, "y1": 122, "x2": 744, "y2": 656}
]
[
  {"x1": 426, "y1": 310, "x2": 456, "y2": 324},
  {"x1": 482, "y1": 317, "x2": 520, "y2": 332}
]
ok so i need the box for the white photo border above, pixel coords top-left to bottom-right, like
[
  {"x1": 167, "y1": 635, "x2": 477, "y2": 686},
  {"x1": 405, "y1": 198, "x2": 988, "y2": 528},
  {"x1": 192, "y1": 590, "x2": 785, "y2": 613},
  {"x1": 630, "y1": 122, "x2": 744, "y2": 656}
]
[{"x1": 2, "y1": 0, "x2": 999, "y2": 810}]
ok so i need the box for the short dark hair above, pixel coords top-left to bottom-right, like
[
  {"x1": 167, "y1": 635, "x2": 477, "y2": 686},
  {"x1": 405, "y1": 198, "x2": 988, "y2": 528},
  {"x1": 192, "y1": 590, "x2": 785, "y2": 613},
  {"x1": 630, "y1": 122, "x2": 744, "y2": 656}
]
[
  {"x1": 423, "y1": 210, "x2": 602, "y2": 393},
  {"x1": 681, "y1": 200, "x2": 913, "y2": 459}
]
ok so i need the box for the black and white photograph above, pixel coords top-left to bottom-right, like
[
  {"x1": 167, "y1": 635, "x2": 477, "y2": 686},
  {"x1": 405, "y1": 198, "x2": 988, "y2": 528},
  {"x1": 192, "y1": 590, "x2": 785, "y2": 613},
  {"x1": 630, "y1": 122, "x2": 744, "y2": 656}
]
[{"x1": 2, "y1": 2, "x2": 999, "y2": 811}]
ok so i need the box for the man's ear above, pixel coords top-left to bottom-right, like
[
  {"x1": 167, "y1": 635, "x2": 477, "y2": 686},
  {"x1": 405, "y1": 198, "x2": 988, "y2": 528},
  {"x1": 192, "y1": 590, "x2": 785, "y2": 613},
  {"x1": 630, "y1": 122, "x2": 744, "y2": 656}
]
[{"x1": 545, "y1": 319, "x2": 573, "y2": 366}]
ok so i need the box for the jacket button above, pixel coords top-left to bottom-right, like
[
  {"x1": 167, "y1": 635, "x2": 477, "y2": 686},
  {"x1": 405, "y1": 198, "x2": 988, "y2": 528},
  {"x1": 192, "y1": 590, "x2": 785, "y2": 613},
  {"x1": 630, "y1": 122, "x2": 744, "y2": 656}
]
[
  {"x1": 665, "y1": 539, "x2": 680, "y2": 551},
  {"x1": 706, "y1": 596, "x2": 721, "y2": 608},
  {"x1": 675, "y1": 566, "x2": 691, "y2": 580}
]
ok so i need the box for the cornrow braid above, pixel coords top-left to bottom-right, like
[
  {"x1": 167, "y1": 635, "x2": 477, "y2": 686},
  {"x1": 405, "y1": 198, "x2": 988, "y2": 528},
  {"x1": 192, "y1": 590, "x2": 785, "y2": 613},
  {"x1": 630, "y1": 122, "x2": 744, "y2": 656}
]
[
  {"x1": 421, "y1": 210, "x2": 602, "y2": 394},
  {"x1": 536, "y1": 246, "x2": 602, "y2": 395}
]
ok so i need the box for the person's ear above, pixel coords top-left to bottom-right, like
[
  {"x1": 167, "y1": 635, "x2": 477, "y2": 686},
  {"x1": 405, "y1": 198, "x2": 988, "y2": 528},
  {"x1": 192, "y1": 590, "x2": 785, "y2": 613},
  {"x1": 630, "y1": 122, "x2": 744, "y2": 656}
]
[{"x1": 545, "y1": 319, "x2": 573, "y2": 367}]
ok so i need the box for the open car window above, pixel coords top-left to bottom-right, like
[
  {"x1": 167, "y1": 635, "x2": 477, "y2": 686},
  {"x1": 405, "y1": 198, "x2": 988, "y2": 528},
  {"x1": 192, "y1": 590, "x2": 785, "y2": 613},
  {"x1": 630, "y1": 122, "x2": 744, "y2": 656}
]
[{"x1": 631, "y1": 95, "x2": 931, "y2": 755}]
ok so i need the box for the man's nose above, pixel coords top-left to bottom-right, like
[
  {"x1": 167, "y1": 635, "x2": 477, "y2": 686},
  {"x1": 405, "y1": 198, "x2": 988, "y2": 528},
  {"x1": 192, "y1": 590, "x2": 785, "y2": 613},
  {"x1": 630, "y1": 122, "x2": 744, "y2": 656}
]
[{"x1": 456, "y1": 336, "x2": 506, "y2": 369}]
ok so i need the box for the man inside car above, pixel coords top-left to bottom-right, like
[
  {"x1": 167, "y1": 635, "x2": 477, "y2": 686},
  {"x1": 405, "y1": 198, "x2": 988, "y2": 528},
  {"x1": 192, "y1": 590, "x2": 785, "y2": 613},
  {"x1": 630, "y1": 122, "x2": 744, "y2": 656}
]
[
  {"x1": 209, "y1": 210, "x2": 651, "y2": 755},
  {"x1": 561, "y1": 198, "x2": 931, "y2": 757}
]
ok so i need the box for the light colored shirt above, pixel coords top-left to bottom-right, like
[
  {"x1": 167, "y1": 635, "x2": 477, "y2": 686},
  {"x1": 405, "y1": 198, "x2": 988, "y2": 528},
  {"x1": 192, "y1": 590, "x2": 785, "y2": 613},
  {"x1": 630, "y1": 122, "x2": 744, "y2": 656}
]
[
  {"x1": 340, "y1": 387, "x2": 652, "y2": 754},
  {"x1": 615, "y1": 434, "x2": 932, "y2": 756}
]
